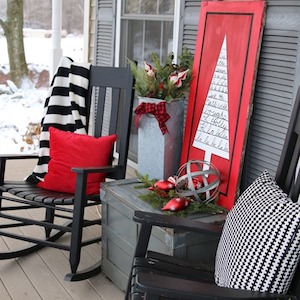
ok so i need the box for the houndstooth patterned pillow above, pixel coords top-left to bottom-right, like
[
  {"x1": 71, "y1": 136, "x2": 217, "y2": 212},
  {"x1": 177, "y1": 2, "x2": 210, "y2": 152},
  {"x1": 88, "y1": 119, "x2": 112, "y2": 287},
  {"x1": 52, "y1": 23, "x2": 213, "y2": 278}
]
[{"x1": 215, "y1": 170, "x2": 300, "y2": 294}]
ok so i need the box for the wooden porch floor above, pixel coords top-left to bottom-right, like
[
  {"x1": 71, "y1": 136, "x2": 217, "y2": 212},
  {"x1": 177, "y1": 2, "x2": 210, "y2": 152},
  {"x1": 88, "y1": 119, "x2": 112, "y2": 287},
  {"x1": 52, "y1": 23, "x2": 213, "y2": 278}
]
[{"x1": 0, "y1": 159, "x2": 126, "y2": 300}]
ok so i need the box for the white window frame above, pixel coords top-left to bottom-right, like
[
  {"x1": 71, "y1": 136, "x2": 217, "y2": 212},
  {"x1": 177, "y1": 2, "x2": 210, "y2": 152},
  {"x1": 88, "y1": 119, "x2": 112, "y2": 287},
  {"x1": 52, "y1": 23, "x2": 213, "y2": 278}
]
[{"x1": 115, "y1": 0, "x2": 182, "y2": 67}]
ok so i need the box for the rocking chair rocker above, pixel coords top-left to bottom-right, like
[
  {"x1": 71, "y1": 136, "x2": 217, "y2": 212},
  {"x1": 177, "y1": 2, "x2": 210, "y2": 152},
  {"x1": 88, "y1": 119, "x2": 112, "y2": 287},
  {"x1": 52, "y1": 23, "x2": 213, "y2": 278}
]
[
  {"x1": 0, "y1": 64, "x2": 135, "y2": 281},
  {"x1": 126, "y1": 84, "x2": 300, "y2": 299}
]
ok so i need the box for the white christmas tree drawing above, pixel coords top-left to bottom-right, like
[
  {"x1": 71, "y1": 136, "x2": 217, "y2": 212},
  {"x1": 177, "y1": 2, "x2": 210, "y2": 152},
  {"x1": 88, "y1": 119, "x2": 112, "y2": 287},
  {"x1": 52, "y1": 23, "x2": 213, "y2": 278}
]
[{"x1": 193, "y1": 36, "x2": 230, "y2": 165}]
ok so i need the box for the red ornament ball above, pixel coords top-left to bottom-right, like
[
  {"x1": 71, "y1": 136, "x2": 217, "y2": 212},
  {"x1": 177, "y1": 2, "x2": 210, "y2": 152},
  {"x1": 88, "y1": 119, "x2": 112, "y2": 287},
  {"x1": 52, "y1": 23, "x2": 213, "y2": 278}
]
[
  {"x1": 153, "y1": 177, "x2": 176, "y2": 191},
  {"x1": 161, "y1": 197, "x2": 191, "y2": 212}
]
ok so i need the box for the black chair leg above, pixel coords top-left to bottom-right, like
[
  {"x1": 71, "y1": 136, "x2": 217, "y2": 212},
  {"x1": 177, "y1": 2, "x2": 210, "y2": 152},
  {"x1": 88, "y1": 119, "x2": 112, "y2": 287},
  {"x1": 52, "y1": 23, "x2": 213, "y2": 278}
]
[
  {"x1": 64, "y1": 172, "x2": 102, "y2": 281},
  {"x1": 64, "y1": 195, "x2": 102, "y2": 281},
  {"x1": 69, "y1": 197, "x2": 85, "y2": 275},
  {"x1": 45, "y1": 206, "x2": 55, "y2": 238},
  {"x1": 125, "y1": 223, "x2": 153, "y2": 299}
]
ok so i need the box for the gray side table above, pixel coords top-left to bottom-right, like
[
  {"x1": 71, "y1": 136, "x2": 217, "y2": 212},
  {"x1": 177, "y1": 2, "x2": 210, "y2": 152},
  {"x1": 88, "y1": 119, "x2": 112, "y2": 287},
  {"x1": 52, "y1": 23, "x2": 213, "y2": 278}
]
[{"x1": 100, "y1": 178, "x2": 225, "y2": 291}]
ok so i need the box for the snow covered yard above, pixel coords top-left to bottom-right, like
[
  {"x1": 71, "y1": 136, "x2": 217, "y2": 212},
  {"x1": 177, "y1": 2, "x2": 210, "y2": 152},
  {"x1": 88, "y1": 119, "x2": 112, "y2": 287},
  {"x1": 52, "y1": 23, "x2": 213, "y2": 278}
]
[
  {"x1": 0, "y1": 35, "x2": 83, "y2": 154},
  {"x1": 0, "y1": 85, "x2": 47, "y2": 154}
]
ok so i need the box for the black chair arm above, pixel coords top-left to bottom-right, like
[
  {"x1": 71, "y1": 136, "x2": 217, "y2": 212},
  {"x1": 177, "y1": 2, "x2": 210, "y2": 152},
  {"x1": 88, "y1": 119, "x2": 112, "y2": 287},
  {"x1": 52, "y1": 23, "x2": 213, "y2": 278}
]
[
  {"x1": 72, "y1": 164, "x2": 122, "y2": 174},
  {"x1": 133, "y1": 210, "x2": 222, "y2": 236},
  {"x1": 0, "y1": 154, "x2": 38, "y2": 185},
  {"x1": 72, "y1": 165, "x2": 124, "y2": 197},
  {"x1": 136, "y1": 273, "x2": 295, "y2": 300},
  {"x1": 0, "y1": 154, "x2": 38, "y2": 160}
]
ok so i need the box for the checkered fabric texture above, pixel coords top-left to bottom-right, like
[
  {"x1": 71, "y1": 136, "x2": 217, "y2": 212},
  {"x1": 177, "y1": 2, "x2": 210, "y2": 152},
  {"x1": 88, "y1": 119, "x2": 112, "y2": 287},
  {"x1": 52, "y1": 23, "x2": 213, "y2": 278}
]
[
  {"x1": 134, "y1": 101, "x2": 170, "y2": 135},
  {"x1": 215, "y1": 170, "x2": 300, "y2": 294}
]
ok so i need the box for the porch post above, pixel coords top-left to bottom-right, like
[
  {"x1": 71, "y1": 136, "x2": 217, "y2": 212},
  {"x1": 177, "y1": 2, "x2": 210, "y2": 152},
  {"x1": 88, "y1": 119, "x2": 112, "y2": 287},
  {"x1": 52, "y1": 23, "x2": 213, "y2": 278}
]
[{"x1": 51, "y1": 0, "x2": 63, "y2": 80}]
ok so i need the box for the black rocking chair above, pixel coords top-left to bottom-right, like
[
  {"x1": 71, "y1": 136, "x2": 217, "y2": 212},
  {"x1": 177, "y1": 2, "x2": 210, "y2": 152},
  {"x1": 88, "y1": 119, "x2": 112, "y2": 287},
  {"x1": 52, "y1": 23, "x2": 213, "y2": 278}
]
[
  {"x1": 125, "y1": 84, "x2": 300, "y2": 300},
  {"x1": 0, "y1": 65, "x2": 135, "y2": 281}
]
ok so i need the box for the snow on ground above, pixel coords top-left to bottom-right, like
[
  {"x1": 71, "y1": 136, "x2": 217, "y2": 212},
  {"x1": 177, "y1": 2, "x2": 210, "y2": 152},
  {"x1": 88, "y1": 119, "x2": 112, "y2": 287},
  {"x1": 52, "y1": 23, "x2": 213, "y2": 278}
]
[
  {"x1": 0, "y1": 35, "x2": 83, "y2": 154},
  {"x1": 0, "y1": 86, "x2": 47, "y2": 154}
]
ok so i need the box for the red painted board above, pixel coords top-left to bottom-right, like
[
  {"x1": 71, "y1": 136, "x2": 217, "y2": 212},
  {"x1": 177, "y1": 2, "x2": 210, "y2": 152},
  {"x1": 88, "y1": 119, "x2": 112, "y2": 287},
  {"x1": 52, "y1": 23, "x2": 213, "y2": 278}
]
[{"x1": 180, "y1": 1, "x2": 265, "y2": 210}]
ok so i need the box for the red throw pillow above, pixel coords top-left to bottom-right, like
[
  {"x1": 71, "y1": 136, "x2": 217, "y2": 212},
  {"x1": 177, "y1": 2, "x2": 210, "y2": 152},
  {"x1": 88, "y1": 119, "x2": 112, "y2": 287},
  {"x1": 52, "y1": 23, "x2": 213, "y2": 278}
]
[{"x1": 38, "y1": 127, "x2": 117, "y2": 195}]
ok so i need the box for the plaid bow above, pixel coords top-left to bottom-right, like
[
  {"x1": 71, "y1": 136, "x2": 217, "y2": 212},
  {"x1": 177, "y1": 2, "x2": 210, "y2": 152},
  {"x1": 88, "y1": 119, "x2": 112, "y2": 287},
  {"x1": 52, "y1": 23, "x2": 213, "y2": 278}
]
[{"x1": 134, "y1": 101, "x2": 170, "y2": 135}]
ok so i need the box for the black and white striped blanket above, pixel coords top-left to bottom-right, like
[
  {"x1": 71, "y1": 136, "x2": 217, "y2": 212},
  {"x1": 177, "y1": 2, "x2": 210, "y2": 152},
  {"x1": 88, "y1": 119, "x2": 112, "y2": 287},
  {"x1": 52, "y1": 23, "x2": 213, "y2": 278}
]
[{"x1": 27, "y1": 57, "x2": 91, "y2": 183}]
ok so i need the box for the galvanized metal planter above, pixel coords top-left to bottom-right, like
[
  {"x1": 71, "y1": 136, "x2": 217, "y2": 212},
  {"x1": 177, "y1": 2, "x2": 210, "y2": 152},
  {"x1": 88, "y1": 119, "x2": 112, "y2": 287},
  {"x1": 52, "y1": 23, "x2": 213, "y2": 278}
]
[{"x1": 137, "y1": 97, "x2": 185, "y2": 180}]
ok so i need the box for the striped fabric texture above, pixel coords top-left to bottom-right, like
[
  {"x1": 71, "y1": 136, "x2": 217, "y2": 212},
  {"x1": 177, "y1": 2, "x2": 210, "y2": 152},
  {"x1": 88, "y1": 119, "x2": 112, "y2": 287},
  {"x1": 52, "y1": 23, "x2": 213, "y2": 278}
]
[
  {"x1": 215, "y1": 170, "x2": 300, "y2": 294},
  {"x1": 27, "y1": 57, "x2": 91, "y2": 182}
]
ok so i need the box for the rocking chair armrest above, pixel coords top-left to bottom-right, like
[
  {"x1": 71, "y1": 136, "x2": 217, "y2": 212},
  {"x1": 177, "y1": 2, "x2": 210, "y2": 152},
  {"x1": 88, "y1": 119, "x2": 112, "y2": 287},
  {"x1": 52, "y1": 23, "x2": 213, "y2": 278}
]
[
  {"x1": 0, "y1": 154, "x2": 38, "y2": 160},
  {"x1": 0, "y1": 154, "x2": 38, "y2": 185},
  {"x1": 133, "y1": 211, "x2": 223, "y2": 236},
  {"x1": 136, "y1": 273, "x2": 295, "y2": 300},
  {"x1": 71, "y1": 164, "x2": 122, "y2": 174}
]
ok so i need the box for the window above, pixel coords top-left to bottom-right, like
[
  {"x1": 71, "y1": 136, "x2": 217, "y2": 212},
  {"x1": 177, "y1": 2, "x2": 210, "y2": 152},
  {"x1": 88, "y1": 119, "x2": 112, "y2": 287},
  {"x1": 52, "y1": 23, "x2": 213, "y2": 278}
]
[{"x1": 119, "y1": 0, "x2": 175, "y2": 162}]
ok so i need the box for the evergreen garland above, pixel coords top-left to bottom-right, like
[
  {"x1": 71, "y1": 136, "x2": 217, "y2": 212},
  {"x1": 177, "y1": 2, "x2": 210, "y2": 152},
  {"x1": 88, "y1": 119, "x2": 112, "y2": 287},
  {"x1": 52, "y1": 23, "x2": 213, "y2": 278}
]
[{"x1": 135, "y1": 173, "x2": 227, "y2": 217}]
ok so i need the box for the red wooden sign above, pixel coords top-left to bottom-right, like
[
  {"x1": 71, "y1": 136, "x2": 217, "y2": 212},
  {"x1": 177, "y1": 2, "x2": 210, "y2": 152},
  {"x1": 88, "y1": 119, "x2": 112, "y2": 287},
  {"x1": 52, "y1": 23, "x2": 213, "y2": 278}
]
[{"x1": 181, "y1": 1, "x2": 265, "y2": 209}]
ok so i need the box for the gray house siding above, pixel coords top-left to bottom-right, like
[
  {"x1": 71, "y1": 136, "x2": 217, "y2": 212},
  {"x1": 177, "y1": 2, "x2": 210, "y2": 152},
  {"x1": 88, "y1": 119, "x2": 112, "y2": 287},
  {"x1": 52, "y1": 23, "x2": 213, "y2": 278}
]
[
  {"x1": 241, "y1": 1, "x2": 300, "y2": 190},
  {"x1": 94, "y1": 0, "x2": 116, "y2": 136},
  {"x1": 94, "y1": 0, "x2": 115, "y2": 66}
]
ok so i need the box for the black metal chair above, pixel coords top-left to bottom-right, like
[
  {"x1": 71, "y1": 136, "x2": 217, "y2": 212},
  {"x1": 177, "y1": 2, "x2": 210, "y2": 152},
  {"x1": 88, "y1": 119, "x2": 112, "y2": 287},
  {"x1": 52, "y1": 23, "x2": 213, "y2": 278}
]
[
  {"x1": 0, "y1": 65, "x2": 135, "y2": 281},
  {"x1": 125, "y1": 85, "x2": 300, "y2": 300}
]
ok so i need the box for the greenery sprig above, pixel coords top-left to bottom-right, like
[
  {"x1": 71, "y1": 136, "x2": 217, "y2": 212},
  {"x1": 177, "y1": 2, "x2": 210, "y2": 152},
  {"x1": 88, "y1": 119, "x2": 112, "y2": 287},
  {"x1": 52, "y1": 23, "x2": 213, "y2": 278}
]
[
  {"x1": 135, "y1": 173, "x2": 227, "y2": 217},
  {"x1": 128, "y1": 48, "x2": 194, "y2": 101}
]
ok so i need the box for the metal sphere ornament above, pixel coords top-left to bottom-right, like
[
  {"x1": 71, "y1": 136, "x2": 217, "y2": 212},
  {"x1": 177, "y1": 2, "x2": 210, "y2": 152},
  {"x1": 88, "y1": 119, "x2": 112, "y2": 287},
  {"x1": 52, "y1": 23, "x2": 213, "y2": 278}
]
[{"x1": 175, "y1": 160, "x2": 220, "y2": 203}]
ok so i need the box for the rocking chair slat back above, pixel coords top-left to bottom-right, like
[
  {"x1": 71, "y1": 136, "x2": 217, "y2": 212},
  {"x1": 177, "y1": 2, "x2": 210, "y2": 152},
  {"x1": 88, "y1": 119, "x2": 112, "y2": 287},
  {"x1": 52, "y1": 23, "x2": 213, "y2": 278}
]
[{"x1": 91, "y1": 66, "x2": 135, "y2": 180}]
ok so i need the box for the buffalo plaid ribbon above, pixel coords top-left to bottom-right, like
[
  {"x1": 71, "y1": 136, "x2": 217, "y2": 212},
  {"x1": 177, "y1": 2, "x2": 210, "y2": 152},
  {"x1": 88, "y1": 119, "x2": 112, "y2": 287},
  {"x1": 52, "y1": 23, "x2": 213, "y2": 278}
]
[{"x1": 134, "y1": 101, "x2": 170, "y2": 135}]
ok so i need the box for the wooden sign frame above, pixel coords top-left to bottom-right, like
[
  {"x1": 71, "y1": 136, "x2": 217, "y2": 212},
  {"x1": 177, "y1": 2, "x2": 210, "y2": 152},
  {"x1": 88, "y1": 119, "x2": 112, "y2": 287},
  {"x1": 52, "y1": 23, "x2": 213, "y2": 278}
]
[{"x1": 180, "y1": 1, "x2": 265, "y2": 209}]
